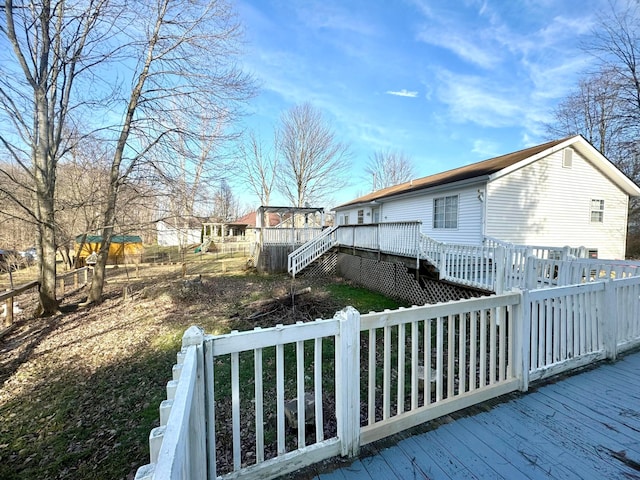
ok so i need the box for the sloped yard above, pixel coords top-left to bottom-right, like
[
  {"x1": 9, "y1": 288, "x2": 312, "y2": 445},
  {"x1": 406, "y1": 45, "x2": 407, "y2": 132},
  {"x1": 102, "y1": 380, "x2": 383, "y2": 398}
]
[{"x1": 0, "y1": 256, "x2": 404, "y2": 479}]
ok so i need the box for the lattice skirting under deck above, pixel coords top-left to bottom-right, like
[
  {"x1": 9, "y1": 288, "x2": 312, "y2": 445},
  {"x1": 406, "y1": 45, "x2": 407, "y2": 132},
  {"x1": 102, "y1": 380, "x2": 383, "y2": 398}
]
[
  {"x1": 297, "y1": 252, "x2": 338, "y2": 278},
  {"x1": 336, "y1": 253, "x2": 485, "y2": 305}
]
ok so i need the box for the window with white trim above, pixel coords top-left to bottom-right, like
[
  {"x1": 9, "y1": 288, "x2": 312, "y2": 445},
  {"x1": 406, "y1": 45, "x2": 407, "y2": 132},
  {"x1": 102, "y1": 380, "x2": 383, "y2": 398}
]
[
  {"x1": 562, "y1": 148, "x2": 573, "y2": 168},
  {"x1": 590, "y1": 199, "x2": 604, "y2": 223},
  {"x1": 433, "y1": 195, "x2": 458, "y2": 229},
  {"x1": 339, "y1": 214, "x2": 349, "y2": 225},
  {"x1": 357, "y1": 209, "x2": 364, "y2": 224}
]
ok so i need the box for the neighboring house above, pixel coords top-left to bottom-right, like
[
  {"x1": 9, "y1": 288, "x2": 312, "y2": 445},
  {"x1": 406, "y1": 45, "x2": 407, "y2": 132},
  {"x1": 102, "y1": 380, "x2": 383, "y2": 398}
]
[
  {"x1": 334, "y1": 136, "x2": 640, "y2": 259},
  {"x1": 201, "y1": 211, "x2": 283, "y2": 244},
  {"x1": 157, "y1": 218, "x2": 202, "y2": 247}
]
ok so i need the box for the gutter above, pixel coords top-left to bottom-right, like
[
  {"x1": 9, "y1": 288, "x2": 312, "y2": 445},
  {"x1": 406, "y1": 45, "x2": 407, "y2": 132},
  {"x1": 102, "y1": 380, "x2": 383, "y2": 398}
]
[{"x1": 333, "y1": 176, "x2": 489, "y2": 211}]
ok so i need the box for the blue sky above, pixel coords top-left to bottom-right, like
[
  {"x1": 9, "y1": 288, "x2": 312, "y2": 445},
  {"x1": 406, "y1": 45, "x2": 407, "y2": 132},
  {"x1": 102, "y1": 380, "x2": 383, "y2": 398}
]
[{"x1": 234, "y1": 0, "x2": 606, "y2": 208}]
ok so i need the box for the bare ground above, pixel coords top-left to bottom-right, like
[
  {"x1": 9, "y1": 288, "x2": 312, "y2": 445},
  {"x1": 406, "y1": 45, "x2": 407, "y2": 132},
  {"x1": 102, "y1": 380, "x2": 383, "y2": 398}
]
[{"x1": 0, "y1": 258, "x2": 349, "y2": 480}]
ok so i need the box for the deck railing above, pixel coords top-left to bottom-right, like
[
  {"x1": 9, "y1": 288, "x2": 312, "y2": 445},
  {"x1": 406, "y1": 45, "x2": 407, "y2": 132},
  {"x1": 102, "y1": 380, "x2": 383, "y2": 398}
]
[
  {"x1": 261, "y1": 227, "x2": 323, "y2": 246},
  {"x1": 136, "y1": 274, "x2": 640, "y2": 480},
  {"x1": 288, "y1": 226, "x2": 338, "y2": 276},
  {"x1": 288, "y1": 222, "x2": 423, "y2": 277},
  {"x1": 287, "y1": 223, "x2": 595, "y2": 292}
]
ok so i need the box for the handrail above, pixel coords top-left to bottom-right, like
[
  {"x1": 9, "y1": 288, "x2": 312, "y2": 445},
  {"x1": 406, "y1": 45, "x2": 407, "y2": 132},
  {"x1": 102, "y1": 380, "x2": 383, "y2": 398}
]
[{"x1": 288, "y1": 226, "x2": 338, "y2": 276}]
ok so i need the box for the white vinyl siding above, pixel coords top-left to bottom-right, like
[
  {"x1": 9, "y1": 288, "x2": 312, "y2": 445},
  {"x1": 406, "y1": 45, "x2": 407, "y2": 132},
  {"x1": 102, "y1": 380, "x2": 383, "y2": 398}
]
[
  {"x1": 486, "y1": 149, "x2": 629, "y2": 259},
  {"x1": 377, "y1": 184, "x2": 484, "y2": 244}
]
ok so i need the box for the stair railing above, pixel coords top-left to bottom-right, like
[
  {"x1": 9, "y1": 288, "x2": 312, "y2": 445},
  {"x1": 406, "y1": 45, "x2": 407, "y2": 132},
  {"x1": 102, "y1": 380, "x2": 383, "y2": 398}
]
[{"x1": 288, "y1": 226, "x2": 338, "y2": 277}]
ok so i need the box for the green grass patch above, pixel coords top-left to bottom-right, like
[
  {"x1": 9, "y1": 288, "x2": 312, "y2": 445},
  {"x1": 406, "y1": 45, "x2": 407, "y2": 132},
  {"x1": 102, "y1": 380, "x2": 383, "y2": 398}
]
[{"x1": 325, "y1": 283, "x2": 408, "y2": 313}]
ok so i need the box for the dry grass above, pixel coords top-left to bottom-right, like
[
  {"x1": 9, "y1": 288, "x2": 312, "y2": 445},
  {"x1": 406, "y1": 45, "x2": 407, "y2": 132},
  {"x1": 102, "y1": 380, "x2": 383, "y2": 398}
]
[{"x1": 0, "y1": 252, "x2": 404, "y2": 479}]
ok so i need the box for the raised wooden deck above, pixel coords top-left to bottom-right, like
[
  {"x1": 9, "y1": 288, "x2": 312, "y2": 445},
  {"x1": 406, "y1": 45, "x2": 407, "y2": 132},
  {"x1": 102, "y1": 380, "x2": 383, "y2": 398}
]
[{"x1": 311, "y1": 350, "x2": 640, "y2": 480}]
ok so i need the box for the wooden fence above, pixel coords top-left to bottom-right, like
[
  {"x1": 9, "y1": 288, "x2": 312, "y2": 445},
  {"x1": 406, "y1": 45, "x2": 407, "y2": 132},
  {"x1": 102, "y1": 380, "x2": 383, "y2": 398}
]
[
  {"x1": 135, "y1": 274, "x2": 640, "y2": 480},
  {"x1": 1, "y1": 267, "x2": 92, "y2": 337}
]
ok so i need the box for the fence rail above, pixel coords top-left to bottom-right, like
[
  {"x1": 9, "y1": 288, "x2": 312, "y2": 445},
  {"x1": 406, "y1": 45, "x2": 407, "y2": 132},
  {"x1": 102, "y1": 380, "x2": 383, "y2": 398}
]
[
  {"x1": 135, "y1": 274, "x2": 640, "y2": 480},
  {"x1": 1, "y1": 267, "x2": 92, "y2": 337}
]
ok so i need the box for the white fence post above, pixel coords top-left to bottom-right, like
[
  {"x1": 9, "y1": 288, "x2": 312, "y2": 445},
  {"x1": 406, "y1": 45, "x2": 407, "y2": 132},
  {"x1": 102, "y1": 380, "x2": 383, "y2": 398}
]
[
  {"x1": 519, "y1": 289, "x2": 531, "y2": 392},
  {"x1": 334, "y1": 306, "x2": 360, "y2": 458},
  {"x1": 181, "y1": 326, "x2": 207, "y2": 480},
  {"x1": 524, "y1": 255, "x2": 538, "y2": 290},
  {"x1": 603, "y1": 280, "x2": 618, "y2": 361},
  {"x1": 495, "y1": 246, "x2": 505, "y2": 294}
]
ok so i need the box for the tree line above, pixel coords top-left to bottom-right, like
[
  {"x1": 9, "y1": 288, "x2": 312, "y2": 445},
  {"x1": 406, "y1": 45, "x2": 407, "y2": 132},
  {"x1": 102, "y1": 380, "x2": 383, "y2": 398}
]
[
  {"x1": 545, "y1": 0, "x2": 640, "y2": 242},
  {"x1": 3, "y1": 0, "x2": 639, "y2": 316}
]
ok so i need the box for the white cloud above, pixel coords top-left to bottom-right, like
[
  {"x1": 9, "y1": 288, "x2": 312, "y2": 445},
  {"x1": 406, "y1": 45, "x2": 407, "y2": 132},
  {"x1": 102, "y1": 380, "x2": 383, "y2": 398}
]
[
  {"x1": 416, "y1": 27, "x2": 500, "y2": 69},
  {"x1": 295, "y1": 1, "x2": 377, "y2": 36},
  {"x1": 386, "y1": 89, "x2": 419, "y2": 98},
  {"x1": 435, "y1": 70, "x2": 523, "y2": 128},
  {"x1": 471, "y1": 139, "x2": 501, "y2": 158}
]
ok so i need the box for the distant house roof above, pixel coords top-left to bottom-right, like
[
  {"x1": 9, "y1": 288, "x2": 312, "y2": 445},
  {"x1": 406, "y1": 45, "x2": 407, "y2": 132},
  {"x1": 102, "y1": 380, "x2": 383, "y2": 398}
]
[
  {"x1": 335, "y1": 135, "x2": 640, "y2": 210},
  {"x1": 75, "y1": 235, "x2": 142, "y2": 244},
  {"x1": 232, "y1": 211, "x2": 283, "y2": 227}
]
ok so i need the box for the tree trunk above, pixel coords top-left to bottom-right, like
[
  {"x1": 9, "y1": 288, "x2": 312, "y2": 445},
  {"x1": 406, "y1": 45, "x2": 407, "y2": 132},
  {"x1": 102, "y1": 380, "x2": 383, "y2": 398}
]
[
  {"x1": 37, "y1": 203, "x2": 59, "y2": 315},
  {"x1": 33, "y1": 84, "x2": 60, "y2": 316},
  {"x1": 87, "y1": 175, "x2": 118, "y2": 303}
]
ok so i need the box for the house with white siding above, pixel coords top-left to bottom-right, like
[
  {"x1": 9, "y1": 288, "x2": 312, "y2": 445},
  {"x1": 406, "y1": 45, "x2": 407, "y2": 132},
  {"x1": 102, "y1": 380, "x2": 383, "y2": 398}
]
[{"x1": 334, "y1": 136, "x2": 640, "y2": 259}]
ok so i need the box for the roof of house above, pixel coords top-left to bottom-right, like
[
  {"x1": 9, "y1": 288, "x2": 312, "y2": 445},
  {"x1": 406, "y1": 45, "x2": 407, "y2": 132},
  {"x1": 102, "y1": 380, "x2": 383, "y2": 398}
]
[
  {"x1": 231, "y1": 211, "x2": 282, "y2": 227},
  {"x1": 335, "y1": 135, "x2": 640, "y2": 210}
]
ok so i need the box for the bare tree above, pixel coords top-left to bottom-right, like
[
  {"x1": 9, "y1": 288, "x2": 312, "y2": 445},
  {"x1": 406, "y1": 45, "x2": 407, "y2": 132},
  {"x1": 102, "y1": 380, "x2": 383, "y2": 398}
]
[
  {"x1": 86, "y1": 0, "x2": 254, "y2": 304},
  {"x1": 210, "y1": 179, "x2": 240, "y2": 221},
  {"x1": 365, "y1": 149, "x2": 415, "y2": 191},
  {"x1": 1, "y1": 0, "x2": 111, "y2": 314},
  {"x1": 238, "y1": 131, "x2": 279, "y2": 206},
  {"x1": 277, "y1": 103, "x2": 351, "y2": 207},
  {"x1": 547, "y1": 1, "x2": 640, "y2": 254}
]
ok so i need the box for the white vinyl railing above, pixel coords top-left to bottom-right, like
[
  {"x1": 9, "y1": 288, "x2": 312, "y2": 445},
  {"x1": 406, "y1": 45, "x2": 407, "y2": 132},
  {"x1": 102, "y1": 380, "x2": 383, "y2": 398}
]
[
  {"x1": 287, "y1": 222, "x2": 596, "y2": 292},
  {"x1": 288, "y1": 222, "x2": 423, "y2": 277},
  {"x1": 288, "y1": 226, "x2": 338, "y2": 276},
  {"x1": 135, "y1": 327, "x2": 207, "y2": 480},
  {"x1": 136, "y1": 275, "x2": 640, "y2": 480},
  {"x1": 261, "y1": 227, "x2": 323, "y2": 246}
]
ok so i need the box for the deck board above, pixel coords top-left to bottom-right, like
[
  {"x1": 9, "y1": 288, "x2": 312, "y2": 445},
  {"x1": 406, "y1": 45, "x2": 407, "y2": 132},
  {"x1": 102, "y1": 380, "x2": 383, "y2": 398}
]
[{"x1": 309, "y1": 350, "x2": 640, "y2": 480}]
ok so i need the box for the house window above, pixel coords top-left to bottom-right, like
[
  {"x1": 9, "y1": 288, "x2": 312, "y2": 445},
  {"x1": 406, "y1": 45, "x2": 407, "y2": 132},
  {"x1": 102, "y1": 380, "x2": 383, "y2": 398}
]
[
  {"x1": 340, "y1": 214, "x2": 349, "y2": 225},
  {"x1": 562, "y1": 148, "x2": 573, "y2": 168},
  {"x1": 357, "y1": 209, "x2": 364, "y2": 224},
  {"x1": 590, "y1": 199, "x2": 604, "y2": 223},
  {"x1": 433, "y1": 195, "x2": 458, "y2": 229}
]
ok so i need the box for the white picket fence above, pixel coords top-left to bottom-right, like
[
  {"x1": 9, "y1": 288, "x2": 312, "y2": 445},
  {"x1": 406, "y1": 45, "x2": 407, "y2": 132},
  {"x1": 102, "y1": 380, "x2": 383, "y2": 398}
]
[{"x1": 135, "y1": 274, "x2": 640, "y2": 480}]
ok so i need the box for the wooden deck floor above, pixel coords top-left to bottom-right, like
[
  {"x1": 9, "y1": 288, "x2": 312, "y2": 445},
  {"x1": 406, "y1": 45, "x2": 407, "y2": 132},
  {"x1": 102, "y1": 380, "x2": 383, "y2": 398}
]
[{"x1": 312, "y1": 351, "x2": 640, "y2": 480}]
